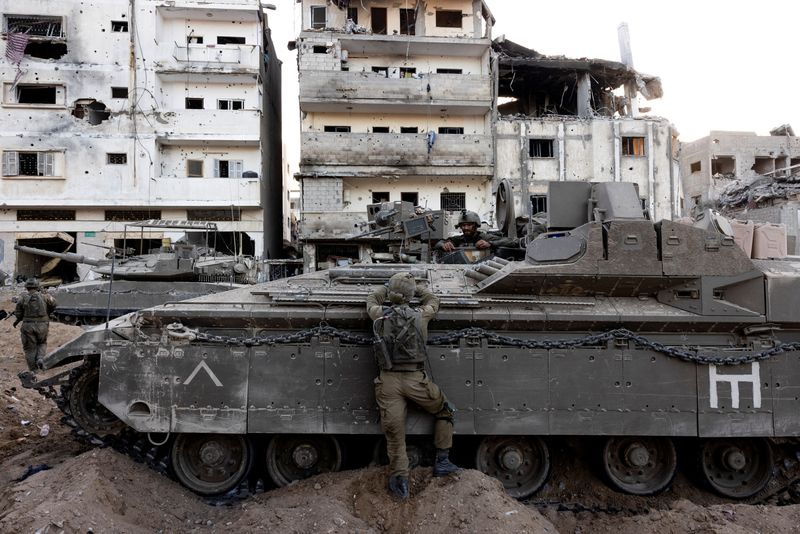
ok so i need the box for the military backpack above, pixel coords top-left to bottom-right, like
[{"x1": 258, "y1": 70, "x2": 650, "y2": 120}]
[{"x1": 373, "y1": 304, "x2": 426, "y2": 370}]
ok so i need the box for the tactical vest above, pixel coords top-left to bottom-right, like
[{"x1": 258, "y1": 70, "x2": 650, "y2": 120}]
[
  {"x1": 374, "y1": 305, "x2": 427, "y2": 370},
  {"x1": 22, "y1": 292, "x2": 48, "y2": 320}
]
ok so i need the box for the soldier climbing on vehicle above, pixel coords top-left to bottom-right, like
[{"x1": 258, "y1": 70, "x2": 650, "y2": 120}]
[
  {"x1": 367, "y1": 272, "x2": 459, "y2": 500},
  {"x1": 13, "y1": 278, "x2": 56, "y2": 370}
]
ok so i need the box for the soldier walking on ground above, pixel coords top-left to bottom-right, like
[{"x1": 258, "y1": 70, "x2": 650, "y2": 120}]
[
  {"x1": 367, "y1": 272, "x2": 459, "y2": 500},
  {"x1": 13, "y1": 279, "x2": 56, "y2": 370}
]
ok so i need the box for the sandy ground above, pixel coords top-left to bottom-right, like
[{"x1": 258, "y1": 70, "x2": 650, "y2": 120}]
[{"x1": 1, "y1": 287, "x2": 800, "y2": 533}]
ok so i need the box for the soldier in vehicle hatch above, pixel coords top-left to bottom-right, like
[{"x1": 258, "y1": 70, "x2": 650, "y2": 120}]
[
  {"x1": 367, "y1": 272, "x2": 459, "y2": 500},
  {"x1": 13, "y1": 279, "x2": 56, "y2": 370},
  {"x1": 433, "y1": 210, "x2": 518, "y2": 253}
]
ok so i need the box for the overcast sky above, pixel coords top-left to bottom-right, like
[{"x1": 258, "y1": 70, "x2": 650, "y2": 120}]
[{"x1": 269, "y1": 0, "x2": 799, "y2": 177}]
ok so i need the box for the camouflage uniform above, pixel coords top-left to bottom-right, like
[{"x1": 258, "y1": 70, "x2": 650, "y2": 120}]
[
  {"x1": 14, "y1": 284, "x2": 56, "y2": 370},
  {"x1": 367, "y1": 277, "x2": 457, "y2": 490},
  {"x1": 433, "y1": 229, "x2": 518, "y2": 251}
]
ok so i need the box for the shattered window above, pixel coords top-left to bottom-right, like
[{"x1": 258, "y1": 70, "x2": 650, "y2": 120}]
[
  {"x1": 399, "y1": 8, "x2": 416, "y2": 35},
  {"x1": 106, "y1": 153, "x2": 127, "y2": 165},
  {"x1": 105, "y1": 210, "x2": 161, "y2": 221},
  {"x1": 187, "y1": 35, "x2": 203, "y2": 44},
  {"x1": 529, "y1": 139, "x2": 554, "y2": 158},
  {"x1": 399, "y1": 67, "x2": 416, "y2": 78},
  {"x1": 310, "y1": 6, "x2": 327, "y2": 29},
  {"x1": 435, "y1": 10, "x2": 462, "y2": 28},
  {"x1": 690, "y1": 161, "x2": 701, "y2": 173},
  {"x1": 401, "y1": 192, "x2": 419, "y2": 205},
  {"x1": 440, "y1": 192, "x2": 466, "y2": 211},
  {"x1": 711, "y1": 156, "x2": 735, "y2": 176},
  {"x1": 16, "y1": 85, "x2": 58, "y2": 104},
  {"x1": 439, "y1": 127, "x2": 464, "y2": 135},
  {"x1": 187, "y1": 209, "x2": 241, "y2": 221},
  {"x1": 312, "y1": 45, "x2": 327, "y2": 54},
  {"x1": 371, "y1": 191, "x2": 390, "y2": 203},
  {"x1": 530, "y1": 195, "x2": 547, "y2": 215},
  {"x1": 111, "y1": 87, "x2": 128, "y2": 99},
  {"x1": 111, "y1": 21, "x2": 128, "y2": 32},
  {"x1": 621, "y1": 136, "x2": 645, "y2": 157},
  {"x1": 4, "y1": 15, "x2": 64, "y2": 37}
]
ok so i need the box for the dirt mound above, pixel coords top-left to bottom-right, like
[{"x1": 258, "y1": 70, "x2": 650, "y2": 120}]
[{"x1": 0, "y1": 449, "x2": 557, "y2": 534}]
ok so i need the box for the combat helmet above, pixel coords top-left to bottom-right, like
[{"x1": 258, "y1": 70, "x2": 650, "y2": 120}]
[
  {"x1": 25, "y1": 278, "x2": 40, "y2": 289},
  {"x1": 455, "y1": 210, "x2": 481, "y2": 229},
  {"x1": 387, "y1": 272, "x2": 415, "y2": 304}
]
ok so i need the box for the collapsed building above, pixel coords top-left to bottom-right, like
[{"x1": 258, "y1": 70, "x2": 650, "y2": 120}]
[
  {"x1": 492, "y1": 37, "x2": 681, "y2": 225},
  {"x1": 681, "y1": 127, "x2": 800, "y2": 254},
  {"x1": 0, "y1": 0, "x2": 283, "y2": 283},
  {"x1": 293, "y1": 1, "x2": 681, "y2": 271}
]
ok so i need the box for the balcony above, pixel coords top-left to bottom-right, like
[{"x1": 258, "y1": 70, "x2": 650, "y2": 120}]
[
  {"x1": 149, "y1": 177, "x2": 261, "y2": 207},
  {"x1": 299, "y1": 132, "x2": 493, "y2": 177},
  {"x1": 152, "y1": 109, "x2": 261, "y2": 137},
  {"x1": 303, "y1": 32, "x2": 490, "y2": 58},
  {"x1": 156, "y1": 43, "x2": 260, "y2": 74},
  {"x1": 299, "y1": 71, "x2": 491, "y2": 114}
]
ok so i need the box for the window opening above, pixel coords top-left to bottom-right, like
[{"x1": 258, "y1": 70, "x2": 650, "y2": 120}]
[
  {"x1": 621, "y1": 136, "x2": 646, "y2": 156},
  {"x1": 372, "y1": 191, "x2": 390, "y2": 203},
  {"x1": 187, "y1": 208, "x2": 241, "y2": 221},
  {"x1": 399, "y1": 67, "x2": 416, "y2": 78},
  {"x1": 529, "y1": 139, "x2": 555, "y2": 158},
  {"x1": 217, "y1": 99, "x2": 244, "y2": 110},
  {"x1": 185, "y1": 97, "x2": 204, "y2": 109},
  {"x1": 217, "y1": 36, "x2": 245, "y2": 45},
  {"x1": 436, "y1": 10, "x2": 462, "y2": 28},
  {"x1": 187, "y1": 160, "x2": 203, "y2": 177},
  {"x1": 372, "y1": 126, "x2": 389, "y2": 133},
  {"x1": 399, "y1": 8, "x2": 416, "y2": 35},
  {"x1": 111, "y1": 21, "x2": 128, "y2": 32},
  {"x1": 371, "y1": 66, "x2": 388, "y2": 77},
  {"x1": 530, "y1": 195, "x2": 547, "y2": 215},
  {"x1": 324, "y1": 126, "x2": 351, "y2": 133},
  {"x1": 312, "y1": 45, "x2": 327, "y2": 54},
  {"x1": 436, "y1": 68, "x2": 463, "y2": 74},
  {"x1": 110, "y1": 87, "x2": 128, "y2": 99},
  {"x1": 214, "y1": 159, "x2": 243, "y2": 178},
  {"x1": 690, "y1": 161, "x2": 701, "y2": 173},
  {"x1": 438, "y1": 127, "x2": 464, "y2": 134},
  {"x1": 310, "y1": 6, "x2": 327, "y2": 29},
  {"x1": 401, "y1": 192, "x2": 419, "y2": 205},
  {"x1": 711, "y1": 156, "x2": 735, "y2": 176},
  {"x1": 16, "y1": 85, "x2": 57, "y2": 104},
  {"x1": 400, "y1": 127, "x2": 418, "y2": 134},
  {"x1": 371, "y1": 7, "x2": 387, "y2": 34},
  {"x1": 440, "y1": 192, "x2": 466, "y2": 211},
  {"x1": 4, "y1": 15, "x2": 67, "y2": 59},
  {"x1": 105, "y1": 210, "x2": 161, "y2": 221},
  {"x1": 107, "y1": 153, "x2": 127, "y2": 165},
  {"x1": 187, "y1": 35, "x2": 203, "y2": 44},
  {"x1": 346, "y1": 7, "x2": 358, "y2": 24},
  {"x1": 3, "y1": 151, "x2": 55, "y2": 177},
  {"x1": 71, "y1": 99, "x2": 110, "y2": 124},
  {"x1": 17, "y1": 209, "x2": 75, "y2": 221}
]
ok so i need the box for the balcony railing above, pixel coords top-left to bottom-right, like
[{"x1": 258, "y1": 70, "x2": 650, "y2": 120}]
[
  {"x1": 167, "y1": 43, "x2": 260, "y2": 70},
  {"x1": 299, "y1": 71, "x2": 491, "y2": 112},
  {"x1": 150, "y1": 177, "x2": 261, "y2": 206},
  {"x1": 300, "y1": 132, "x2": 493, "y2": 168}
]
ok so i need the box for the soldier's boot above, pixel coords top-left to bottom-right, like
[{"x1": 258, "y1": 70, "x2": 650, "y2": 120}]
[
  {"x1": 432, "y1": 448, "x2": 460, "y2": 477},
  {"x1": 388, "y1": 474, "x2": 409, "y2": 500}
]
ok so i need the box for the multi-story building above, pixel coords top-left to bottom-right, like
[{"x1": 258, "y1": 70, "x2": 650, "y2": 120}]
[
  {"x1": 681, "y1": 127, "x2": 800, "y2": 253},
  {"x1": 0, "y1": 0, "x2": 282, "y2": 282},
  {"x1": 493, "y1": 38, "x2": 681, "y2": 224},
  {"x1": 294, "y1": 0, "x2": 496, "y2": 271}
]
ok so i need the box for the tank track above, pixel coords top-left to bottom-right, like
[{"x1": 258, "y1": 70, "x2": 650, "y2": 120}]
[{"x1": 17, "y1": 361, "x2": 800, "y2": 507}]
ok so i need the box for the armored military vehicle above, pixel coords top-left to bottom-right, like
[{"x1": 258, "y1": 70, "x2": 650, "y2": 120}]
[
  {"x1": 15, "y1": 220, "x2": 256, "y2": 324},
  {"x1": 20, "y1": 183, "x2": 800, "y2": 501}
]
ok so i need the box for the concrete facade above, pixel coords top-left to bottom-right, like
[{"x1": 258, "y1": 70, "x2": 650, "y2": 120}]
[
  {"x1": 295, "y1": 0, "x2": 495, "y2": 271},
  {"x1": 0, "y1": 0, "x2": 282, "y2": 282}
]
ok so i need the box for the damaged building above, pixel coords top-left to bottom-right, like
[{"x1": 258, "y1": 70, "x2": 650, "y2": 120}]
[
  {"x1": 681, "y1": 127, "x2": 800, "y2": 254},
  {"x1": 293, "y1": 0, "x2": 496, "y2": 271},
  {"x1": 0, "y1": 0, "x2": 282, "y2": 282},
  {"x1": 493, "y1": 37, "x2": 680, "y2": 224},
  {"x1": 293, "y1": 3, "x2": 681, "y2": 271}
]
